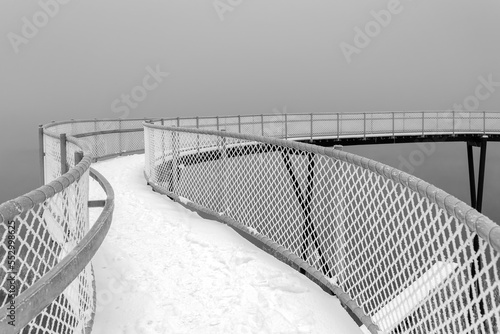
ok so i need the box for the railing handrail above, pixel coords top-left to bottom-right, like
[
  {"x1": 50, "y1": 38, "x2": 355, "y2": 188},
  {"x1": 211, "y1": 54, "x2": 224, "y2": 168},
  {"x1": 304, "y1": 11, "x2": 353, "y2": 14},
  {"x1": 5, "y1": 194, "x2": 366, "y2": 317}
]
[
  {"x1": 40, "y1": 110, "x2": 499, "y2": 128},
  {"x1": 0, "y1": 168, "x2": 114, "y2": 333},
  {"x1": 0, "y1": 129, "x2": 114, "y2": 332},
  {"x1": 1, "y1": 111, "x2": 499, "y2": 333},
  {"x1": 0, "y1": 135, "x2": 92, "y2": 223},
  {"x1": 144, "y1": 121, "x2": 500, "y2": 253},
  {"x1": 144, "y1": 115, "x2": 500, "y2": 333}
]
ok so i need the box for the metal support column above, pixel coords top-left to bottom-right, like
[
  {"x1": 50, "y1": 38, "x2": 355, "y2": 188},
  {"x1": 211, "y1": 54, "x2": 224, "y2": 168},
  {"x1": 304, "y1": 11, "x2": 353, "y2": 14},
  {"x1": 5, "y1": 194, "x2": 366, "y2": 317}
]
[
  {"x1": 467, "y1": 138, "x2": 488, "y2": 212},
  {"x1": 467, "y1": 142, "x2": 477, "y2": 209},
  {"x1": 476, "y1": 139, "x2": 487, "y2": 212},
  {"x1": 466, "y1": 138, "x2": 488, "y2": 320},
  {"x1": 281, "y1": 149, "x2": 330, "y2": 276}
]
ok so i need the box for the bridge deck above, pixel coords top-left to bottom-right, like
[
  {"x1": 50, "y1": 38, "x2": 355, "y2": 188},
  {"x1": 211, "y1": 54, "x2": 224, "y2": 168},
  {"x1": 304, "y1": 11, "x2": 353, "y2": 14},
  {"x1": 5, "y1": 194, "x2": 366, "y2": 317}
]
[{"x1": 88, "y1": 154, "x2": 363, "y2": 334}]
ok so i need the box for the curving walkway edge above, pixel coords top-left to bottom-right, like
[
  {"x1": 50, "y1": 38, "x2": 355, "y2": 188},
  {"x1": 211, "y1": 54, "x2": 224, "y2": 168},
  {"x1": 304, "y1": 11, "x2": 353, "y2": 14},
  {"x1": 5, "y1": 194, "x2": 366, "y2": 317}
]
[{"x1": 89, "y1": 154, "x2": 363, "y2": 334}]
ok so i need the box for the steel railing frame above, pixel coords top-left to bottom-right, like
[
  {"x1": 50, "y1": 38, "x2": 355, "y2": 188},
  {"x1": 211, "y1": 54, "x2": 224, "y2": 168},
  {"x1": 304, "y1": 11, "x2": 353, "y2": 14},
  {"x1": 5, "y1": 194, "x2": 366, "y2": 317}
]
[
  {"x1": 1, "y1": 111, "x2": 498, "y2": 334},
  {"x1": 0, "y1": 131, "x2": 115, "y2": 333},
  {"x1": 143, "y1": 118, "x2": 500, "y2": 334}
]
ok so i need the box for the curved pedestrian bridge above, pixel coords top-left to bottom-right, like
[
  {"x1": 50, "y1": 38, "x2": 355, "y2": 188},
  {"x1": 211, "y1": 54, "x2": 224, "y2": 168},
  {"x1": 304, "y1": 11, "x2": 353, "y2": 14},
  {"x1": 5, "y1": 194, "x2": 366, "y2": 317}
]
[{"x1": 1, "y1": 111, "x2": 499, "y2": 334}]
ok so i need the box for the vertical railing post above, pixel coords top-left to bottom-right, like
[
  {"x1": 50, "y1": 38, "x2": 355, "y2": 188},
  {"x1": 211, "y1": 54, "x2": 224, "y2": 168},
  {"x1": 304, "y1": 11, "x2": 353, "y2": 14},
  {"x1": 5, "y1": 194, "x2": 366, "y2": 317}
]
[
  {"x1": 238, "y1": 115, "x2": 241, "y2": 133},
  {"x1": 310, "y1": 113, "x2": 313, "y2": 142},
  {"x1": 363, "y1": 112, "x2": 366, "y2": 140},
  {"x1": 284, "y1": 113, "x2": 288, "y2": 140},
  {"x1": 176, "y1": 117, "x2": 180, "y2": 127},
  {"x1": 422, "y1": 111, "x2": 425, "y2": 137},
  {"x1": 60, "y1": 133, "x2": 67, "y2": 175},
  {"x1": 392, "y1": 112, "x2": 395, "y2": 137},
  {"x1": 261, "y1": 114, "x2": 264, "y2": 136},
  {"x1": 220, "y1": 129, "x2": 227, "y2": 214},
  {"x1": 161, "y1": 118, "x2": 164, "y2": 126},
  {"x1": 195, "y1": 117, "x2": 200, "y2": 152},
  {"x1": 483, "y1": 111, "x2": 486, "y2": 134},
  {"x1": 161, "y1": 121, "x2": 166, "y2": 167},
  {"x1": 94, "y1": 118, "x2": 98, "y2": 159},
  {"x1": 337, "y1": 113, "x2": 340, "y2": 140},
  {"x1": 452, "y1": 110, "x2": 455, "y2": 136},
  {"x1": 39, "y1": 125, "x2": 45, "y2": 185},
  {"x1": 118, "y1": 119, "x2": 122, "y2": 155},
  {"x1": 216, "y1": 116, "x2": 219, "y2": 131}
]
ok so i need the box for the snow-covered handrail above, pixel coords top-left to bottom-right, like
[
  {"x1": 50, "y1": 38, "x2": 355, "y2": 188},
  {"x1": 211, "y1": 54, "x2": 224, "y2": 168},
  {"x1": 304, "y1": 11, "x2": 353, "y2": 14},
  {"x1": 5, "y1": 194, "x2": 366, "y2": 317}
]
[{"x1": 144, "y1": 112, "x2": 500, "y2": 334}]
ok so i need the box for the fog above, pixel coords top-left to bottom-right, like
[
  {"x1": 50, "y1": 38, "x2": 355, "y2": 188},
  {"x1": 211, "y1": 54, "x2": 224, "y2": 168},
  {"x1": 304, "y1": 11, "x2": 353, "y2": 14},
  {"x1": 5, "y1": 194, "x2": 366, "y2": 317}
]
[{"x1": 0, "y1": 0, "x2": 499, "y2": 221}]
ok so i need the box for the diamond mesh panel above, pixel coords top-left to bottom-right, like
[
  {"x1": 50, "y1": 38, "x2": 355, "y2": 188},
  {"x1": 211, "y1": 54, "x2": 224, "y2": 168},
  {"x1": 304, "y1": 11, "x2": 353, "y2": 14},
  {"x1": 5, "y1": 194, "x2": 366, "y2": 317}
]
[
  {"x1": 0, "y1": 166, "x2": 93, "y2": 333},
  {"x1": 144, "y1": 123, "x2": 500, "y2": 334},
  {"x1": 262, "y1": 114, "x2": 285, "y2": 137},
  {"x1": 312, "y1": 114, "x2": 339, "y2": 138},
  {"x1": 13, "y1": 112, "x2": 496, "y2": 334},
  {"x1": 239, "y1": 115, "x2": 265, "y2": 136},
  {"x1": 0, "y1": 122, "x2": 124, "y2": 333},
  {"x1": 43, "y1": 134, "x2": 63, "y2": 183},
  {"x1": 485, "y1": 112, "x2": 500, "y2": 134},
  {"x1": 286, "y1": 114, "x2": 311, "y2": 139}
]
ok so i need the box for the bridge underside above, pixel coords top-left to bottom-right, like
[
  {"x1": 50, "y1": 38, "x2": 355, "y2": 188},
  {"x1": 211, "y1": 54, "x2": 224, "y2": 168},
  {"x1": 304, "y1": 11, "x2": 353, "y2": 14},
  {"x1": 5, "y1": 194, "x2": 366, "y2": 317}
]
[{"x1": 299, "y1": 133, "x2": 500, "y2": 147}]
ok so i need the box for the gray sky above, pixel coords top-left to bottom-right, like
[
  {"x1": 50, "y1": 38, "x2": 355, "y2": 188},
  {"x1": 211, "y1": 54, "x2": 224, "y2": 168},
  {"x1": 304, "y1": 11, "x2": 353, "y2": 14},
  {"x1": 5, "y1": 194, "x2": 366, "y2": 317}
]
[{"x1": 1, "y1": 0, "x2": 499, "y2": 215}]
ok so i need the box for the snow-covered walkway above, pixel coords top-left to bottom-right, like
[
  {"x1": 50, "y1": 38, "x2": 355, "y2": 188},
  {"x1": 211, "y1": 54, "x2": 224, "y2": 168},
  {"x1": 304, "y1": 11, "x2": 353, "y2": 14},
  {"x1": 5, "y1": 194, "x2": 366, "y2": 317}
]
[{"x1": 88, "y1": 155, "x2": 363, "y2": 334}]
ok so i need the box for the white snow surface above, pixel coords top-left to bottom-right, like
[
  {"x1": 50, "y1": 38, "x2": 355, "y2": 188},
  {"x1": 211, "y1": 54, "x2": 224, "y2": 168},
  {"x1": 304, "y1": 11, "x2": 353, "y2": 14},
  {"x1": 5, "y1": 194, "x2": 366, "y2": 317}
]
[{"x1": 88, "y1": 154, "x2": 363, "y2": 334}]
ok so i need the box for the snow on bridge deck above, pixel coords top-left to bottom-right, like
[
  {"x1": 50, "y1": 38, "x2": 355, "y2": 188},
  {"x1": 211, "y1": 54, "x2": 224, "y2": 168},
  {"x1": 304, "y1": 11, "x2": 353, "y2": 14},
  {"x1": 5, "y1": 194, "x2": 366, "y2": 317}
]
[{"x1": 88, "y1": 154, "x2": 363, "y2": 334}]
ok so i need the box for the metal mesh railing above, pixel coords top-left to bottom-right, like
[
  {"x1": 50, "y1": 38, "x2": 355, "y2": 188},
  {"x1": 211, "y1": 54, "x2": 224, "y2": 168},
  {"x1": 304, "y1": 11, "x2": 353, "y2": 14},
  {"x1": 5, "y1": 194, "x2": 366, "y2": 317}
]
[
  {"x1": 1, "y1": 112, "x2": 498, "y2": 334},
  {"x1": 144, "y1": 115, "x2": 500, "y2": 334},
  {"x1": 151, "y1": 111, "x2": 500, "y2": 140},
  {"x1": 0, "y1": 120, "x2": 125, "y2": 333},
  {"x1": 0, "y1": 139, "x2": 95, "y2": 333}
]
